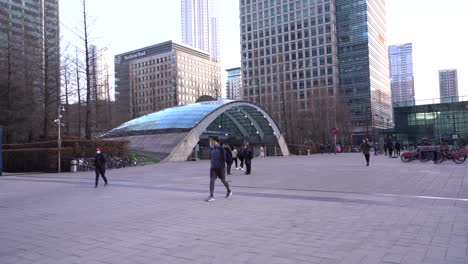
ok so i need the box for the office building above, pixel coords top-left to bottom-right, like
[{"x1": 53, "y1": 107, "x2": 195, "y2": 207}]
[
  {"x1": 389, "y1": 43, "x2": 415, "y2": 104},
  {"x1": 439, "y1": 69, "x2": 458, "y2": 103},
  {"x1": 0, "y1": 0, "x2": 60, "y2": 143},
  {"x1": 226, "y1": 67, "x2": 242, "y2": 100},
  {"x1": 114, "y1": 41, "x2": 221, "y2": 123},
  {"x1": 181, "y1": 0, "x2": 220, "y2": 61},
  {"x1": 240, "y1": 0, "x2": 392, "y2": 144}
]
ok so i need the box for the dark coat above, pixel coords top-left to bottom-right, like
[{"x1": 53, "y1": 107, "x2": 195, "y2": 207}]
[
  {"x1": 210, "y1": 145, "x2": 226, "y2": 169},
  {"x1": 360, "y1": 142, "x2": 372, "y2": 155},
  {"x1": 237, "y1": 148, "x2": 244, "y2": 160},
  {"x1": 224, "y1": 147, "x2": 233, "y2": 164},
  {"x1": 94, "y1": 153, "x2": 106, "y2": 169},
  {"x1": 242, "y1": 146, "x2": 253, "y2": 164},
  {"x1": 395, "y1": 143, "x2": 401, "y2": 150}
]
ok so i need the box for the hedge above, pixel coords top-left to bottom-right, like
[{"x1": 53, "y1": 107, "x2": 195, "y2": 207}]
[
  {"x1": 3, "y1": 148, "x2": 74, "y2": 173},
  {"x1": 2, "y1": 140, "x2": 129, "y2": 173}
]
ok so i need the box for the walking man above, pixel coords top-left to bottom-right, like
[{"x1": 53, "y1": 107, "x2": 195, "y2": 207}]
[
  {"x1": 395, "y1": 142, "x2": 401, "y2": 156},
  {"x1": 360, "y1": 139, "x2": 372, "y2": 166},
  {"x1": 243, "y1": 142, "x2": 254, "y2": 175},
  {"x1": 388, "y1": 141, "x2": 394, "y2": 158},
  {"x1": 94, "y1": 147, "x2": 108, "y2": 187},
  {"x1": 206, "y1": 137, "x2": 232, "y2": 202}
]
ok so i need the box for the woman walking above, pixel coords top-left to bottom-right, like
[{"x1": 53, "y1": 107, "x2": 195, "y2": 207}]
[{"x1": 94, "y1": 147, "x2": 108, "y2": 187}]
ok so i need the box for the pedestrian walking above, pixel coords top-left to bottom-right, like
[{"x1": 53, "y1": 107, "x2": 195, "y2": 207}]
[
  {"x1": 224, "y1": 144, "x2": 233, "y2": 175},
  {"x1": 243, "y1": 142, "x2": 254, "y2": 175},
  {"x1": 360, "y1": 139, "x2": 372, "y2": 166},
  {"x1": 388, "y1": 141, "x2": 394, "y2": 158},
  {"x1": 327, "y1": 143, "x2": 332, "y2": 154},
  {"x1": 231, "y1": 146, "x2": 238, "y2": 169},
  {"x1": 320, "y1": 144, "x2": 325, "y2": 154},
  {"x1": 94, "y1": 147, "x2": 108, "y2": 188},
  {"x1": 384, "y1": 142, "x2": 388, "y2": 155},
  {"x1": 206, "y1": 137, "x2": 232, "y2": 202},
  {"x1": 373, "y1": 142, "x2": 379, "y2": 156},
  {"x1": 238, "y1": 146, "x2": 245, "y2": 171},
  {"x1": 395, "y1": 142, "x2": 401, "y2": 156}
]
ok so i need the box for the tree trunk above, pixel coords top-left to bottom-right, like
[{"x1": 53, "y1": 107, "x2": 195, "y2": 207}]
[
  {"x1": 76, "y1": 50, "x2": 82, "y2": 138},
  {"x1": 83, "y1": 0, "x2": 92, "y2": 139}
]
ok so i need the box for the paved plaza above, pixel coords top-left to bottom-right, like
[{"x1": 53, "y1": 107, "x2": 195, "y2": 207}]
[{"x1": 1, "y1": 153, "x2": 468, "y2": 264}]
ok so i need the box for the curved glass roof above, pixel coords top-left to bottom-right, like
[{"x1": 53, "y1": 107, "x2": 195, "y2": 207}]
[{"x1": 110, "y1": 99, "x2": 234, "y2": 132}]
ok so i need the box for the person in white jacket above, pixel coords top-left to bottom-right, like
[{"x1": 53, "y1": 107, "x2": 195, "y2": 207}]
[{"x1": 231, "y1": 146, "x2": 238, "y2": 169}]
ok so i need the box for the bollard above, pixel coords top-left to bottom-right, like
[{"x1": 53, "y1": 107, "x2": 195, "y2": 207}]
[{"x1": 433, "y1": 150, "x2": 439, "y2": 164}]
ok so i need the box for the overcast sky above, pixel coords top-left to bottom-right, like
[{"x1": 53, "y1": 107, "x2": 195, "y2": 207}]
[{"x1": 61, "y1": 0, "x2": 467, "y2": 101}]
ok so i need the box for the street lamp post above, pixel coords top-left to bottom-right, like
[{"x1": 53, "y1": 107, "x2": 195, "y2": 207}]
[{"x1": 54, "y1": 104, "x2": 65, "y2": 173}]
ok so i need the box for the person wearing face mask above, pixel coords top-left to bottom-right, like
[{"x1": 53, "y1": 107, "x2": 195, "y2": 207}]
[
  {"x1": 94, "y1": 147, "x2": 108, "y2": 187},
  {"x1": 206, "y1": 137, "x2": 232, "y2": 202}
]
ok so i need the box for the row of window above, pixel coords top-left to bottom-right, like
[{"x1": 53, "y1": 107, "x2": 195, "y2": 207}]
[
  {"x1": 241, "y1": 0, "x2": 331, "y2": 16},
  {"x1": 131, "y1": 58, "x2": 169, "y2": 69}
]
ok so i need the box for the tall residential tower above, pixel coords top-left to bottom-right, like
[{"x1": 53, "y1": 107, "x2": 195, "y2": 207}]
[
  {"x1": 439, "y1": 69, "x2": 459, "y2": 103},
  {"x1": 181, "y1": 0, "x2": 220, "y2": 61},
  {"x1": 389, "y1": 43, "x2": 415, "y2": 104}
]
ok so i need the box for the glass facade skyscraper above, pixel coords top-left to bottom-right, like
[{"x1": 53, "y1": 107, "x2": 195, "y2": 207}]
[
  {"x1": 389, "y1": 43, "x2": 415, "y2": 104},
  {"x1": 0, "y1": 0, "x2": 60, "y2": 142},
  {"x1": 240, "y1": 0, "x2": 392, "y2": 144}
]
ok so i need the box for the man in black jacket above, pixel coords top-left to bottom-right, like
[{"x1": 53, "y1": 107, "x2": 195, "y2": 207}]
[
  {"x1": 243, "y1": 142, "x2": 253, "y2": 175},
  {"x1": 206, "y1": 137, "x2": 232, "y2": 202},
  {"x1": 94, "y1": 147, "x2": 108, "y2": 187}
]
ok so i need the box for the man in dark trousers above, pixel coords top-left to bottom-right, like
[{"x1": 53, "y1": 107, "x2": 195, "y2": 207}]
[
  {"x1": 395, "y1": 142, "x2": 401, "y2": 156},
  {"x1": 94, "y1": 147, "x2": 108, "y2": 187},
  {"x1": 224, "y1": 144, "x2": 233, "y2": 175},
  {"x1": 238, "y1": 145, "x2": 245, "y2": 171},
  {"x1": 242, "y1": 142, "x2": 253, "y2": 175},
  {"x1": 206, "y1": 137, "x2": 232, "y2": 202},
  {"x1": 388, "y1": 141, "x2": 394, "y2": 158},
  {"x1": 360, "y1": 138, "x2": 372, "y2": 166}
]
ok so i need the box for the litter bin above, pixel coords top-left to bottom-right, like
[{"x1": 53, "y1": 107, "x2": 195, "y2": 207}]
[{"x1": 70, "y1": 160, "x2": 78, "y2": 172}]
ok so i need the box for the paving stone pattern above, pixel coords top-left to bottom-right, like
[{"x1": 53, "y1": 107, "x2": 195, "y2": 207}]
[{"x1": 1, "y1": 154, "x2": 468, "y2": 264}]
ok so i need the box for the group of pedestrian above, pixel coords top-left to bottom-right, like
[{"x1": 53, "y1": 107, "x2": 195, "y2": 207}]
[
  {"x1": 91, "y1": 139, "x2": 256, "y2": 203},
  {"x1": 319, "y1": 143, "x2": 342, "y2": 154},
  {"x1": 361, "y1": 139, "x2": 403, "y2": 165},
  {"x1": 207, "y1": 138, "x2": 254, "y2": 202},
  {"x1": 383, "y1": 141, "x2": 401, "y2": 158}
]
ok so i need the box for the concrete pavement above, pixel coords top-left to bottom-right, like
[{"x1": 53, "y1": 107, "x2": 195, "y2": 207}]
[{"x1": 1, "y1": 153, "x2": 468, "y2": 264}]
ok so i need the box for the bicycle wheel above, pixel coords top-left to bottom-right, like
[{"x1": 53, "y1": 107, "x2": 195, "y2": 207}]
[
  {"x1": 453, "y1": 154, "x2": 467, "y2": 164},
  {"x1": 419, "y1": 152, "x2": 432, "y2": 162},
  {"x1": 400, "y1": 153, "x2": 411, "y2": 163}
]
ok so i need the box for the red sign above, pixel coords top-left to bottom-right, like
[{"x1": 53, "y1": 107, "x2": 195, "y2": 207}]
[{"x1": 330, "y1": 128, "x2": 338, "y2": 135}]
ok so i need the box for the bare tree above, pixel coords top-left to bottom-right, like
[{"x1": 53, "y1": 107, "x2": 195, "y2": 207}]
[
  {"x1": 82, "y1": 0, "x2": 92, "y2": 139},
  {"x1": 75, "y1": 49, "x2": 83, "y2": 137}
]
